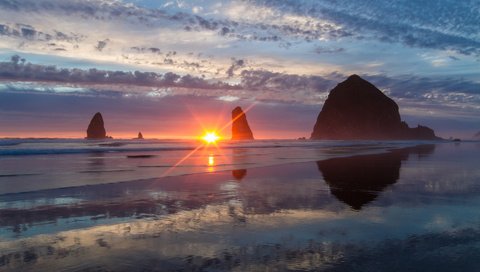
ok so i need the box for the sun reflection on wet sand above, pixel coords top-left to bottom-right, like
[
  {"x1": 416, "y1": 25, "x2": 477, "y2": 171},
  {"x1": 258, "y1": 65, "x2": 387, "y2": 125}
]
[
  {"x1": 4, "y1": 144, "x2": 480, "y2": 271},
  {"x1": 162, "y1": 102, "x2": 255, "y2": 178},
  {"x1": 208, "y1": 154, "x2": 215, "y2": 172}
]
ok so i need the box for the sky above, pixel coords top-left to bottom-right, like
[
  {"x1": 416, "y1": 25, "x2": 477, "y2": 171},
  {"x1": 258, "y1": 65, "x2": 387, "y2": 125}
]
[{"x1": 0, "y1": 0, "x2": 479, "y2": 139}]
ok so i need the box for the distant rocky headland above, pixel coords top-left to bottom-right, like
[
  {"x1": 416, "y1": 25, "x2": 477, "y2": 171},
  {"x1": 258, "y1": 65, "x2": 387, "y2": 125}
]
[
  {"x1": 311, "y1": 75, "x2": 440, "y2": 140},
  {"x1": 86, "y1": 112, "x2": 109, "y2": 139},
  {"x1": 231, "y1": 106, "x2": 254, "y2": 140}
]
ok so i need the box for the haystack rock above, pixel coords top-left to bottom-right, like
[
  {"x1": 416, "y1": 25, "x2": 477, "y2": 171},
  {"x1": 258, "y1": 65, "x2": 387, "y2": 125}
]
[
  {"x1": 311, "y1": 75, "x2": 440, "y2": 140},
  {"x1": 86, "y1": 112, "x2": 107, "y2": 139},
  {"x1": 137, "y1": 132, "x2": 144, "y2": 139},
  {"x1": 231, "y1": 106, "x2": 254, "y2": 140}
]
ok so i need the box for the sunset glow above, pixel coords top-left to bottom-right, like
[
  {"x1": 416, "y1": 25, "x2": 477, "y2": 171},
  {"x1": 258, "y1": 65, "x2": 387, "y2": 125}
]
[
  {"x1": 2, "y1": 1, "x2": 480, "y2": 271},
  {"x1": 202, "y1": 132, "x2": 220, "y2": 144}
]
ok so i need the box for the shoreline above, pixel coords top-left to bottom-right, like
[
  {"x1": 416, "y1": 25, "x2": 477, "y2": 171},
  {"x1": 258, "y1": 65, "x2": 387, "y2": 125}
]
[
  {"x1": 0, "y1": 138, "x2": 449, "y2": 156},
  {"x1": 0, "y1": 141, "x2": 439, "y2": 196}
]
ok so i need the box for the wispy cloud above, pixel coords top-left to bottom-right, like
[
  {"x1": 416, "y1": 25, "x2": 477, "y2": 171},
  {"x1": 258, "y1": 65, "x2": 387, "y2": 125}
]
[
  {"x1": 0, "y1": 0, "x2": 478, "y2": 136},
  {"x1": 247, "y1": 0, "x2": 480, "y2": 56},
  {"x1": 1, "y1": 56, "x2": 479, "y2": 111},
  {"x1": 0, "y1": 55, "x2": 236, "y2": 90},
  {"x1": 2, "y1": 0, "x2": 477, "y2": 75}
]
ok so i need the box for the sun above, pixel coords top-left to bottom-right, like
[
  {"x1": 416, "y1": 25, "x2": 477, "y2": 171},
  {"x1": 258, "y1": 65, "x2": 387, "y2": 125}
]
[{"x1": 202, "y1": 131, "x2": 220, "y2": 144}]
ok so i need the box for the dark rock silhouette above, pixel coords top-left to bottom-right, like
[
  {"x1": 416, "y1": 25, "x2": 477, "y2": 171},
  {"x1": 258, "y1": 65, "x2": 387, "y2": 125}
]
[
  {"x1": 86, "y1": 112, "x2": 107, "y2": 139},
  {"x1": 401, "y1": 124, "x2": 437, "y2": 140},
  {"x1": 127, "y1": 155, "x2": 155, "y2": 158},
  {"x1": 232, "y1": 169, "x2": 247, "y2": 181},
  {"x1": 137, "y1": 132, "x2": 144, "y2": 139},
  {"x1": 317, "y1": 145, "x2": 435, "y2": 210},
  {"x1": 311, "y1": 75, "x2": 440, "y2": 140},
  {"x1": 231, "y1": 106, "x2": 254, "y2": 140}
]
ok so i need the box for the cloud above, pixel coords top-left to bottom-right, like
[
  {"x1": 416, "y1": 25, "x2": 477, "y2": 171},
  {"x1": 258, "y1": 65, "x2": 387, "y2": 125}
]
[
  {"x1": 245, "y1": 0, "x2": 480, "y2": 56},
  {"x1": 0, "y1": 0, "x2": 236, "y2": 76},
  {"x1": 314, "y1": 46, "x2": 345, "y2": 54},
  {"x1": 364, "y1": 74, "x2": 480, "y2": 98},
  {"x1": 0, "y1": 0, "x2": 353, "y2": 56},
  {"x1": 0, "y1": 0, "x2": 332, "y2": 51},
  {"x1": 0, "y1": 55, "x2": 236, "y2": 91},
  {"x1": 1, "y1": 55, "x2": 479, "y2": 122},
  {"x1": 217, "y1": 95, "x2": 240, "y2": 102},
  {"x1": 0, "y1": 22, "x2": 81, "y2": 42},
  {"x1": 0, "y1": 56, "x2": 336, "y2": 104},
  {"x1": 1, "y1": 0, "x2": 478, "y2": 84},
  {"x1": 239, "y1": 69, "x2": 338, "y2": 93},
  {"x1": 95, "y1": 39, "x2": 109, "y2": 51},
  {"x1": 226, "y1": 58, "x2": 245, "y2": 77}
]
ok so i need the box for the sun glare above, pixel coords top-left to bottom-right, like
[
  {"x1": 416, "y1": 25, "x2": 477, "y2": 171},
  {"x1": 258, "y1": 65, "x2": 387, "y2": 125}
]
[{"x1": 202, "y1": 132, "x2": 220, "y2": 144}]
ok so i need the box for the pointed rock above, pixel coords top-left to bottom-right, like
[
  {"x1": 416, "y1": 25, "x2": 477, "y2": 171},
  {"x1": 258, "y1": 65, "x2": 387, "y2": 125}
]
[
  {"x1": 137, "y1": 132, "x2": 144, "y2": 139},
  {"x1": 231, "y1": 106, "x2": 254, "y2": 140},
  {"x1": 86, "y1": 112, "x2": 107, "y2": 139},
  {"x1": 311, "y1": 75, "x2": 440, "y2": 140}
]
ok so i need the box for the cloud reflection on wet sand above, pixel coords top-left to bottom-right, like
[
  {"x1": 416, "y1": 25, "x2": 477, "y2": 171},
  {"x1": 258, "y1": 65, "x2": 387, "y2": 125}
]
[{"x1": 2, "y1": 143, "x2": 480, "y2": 271}]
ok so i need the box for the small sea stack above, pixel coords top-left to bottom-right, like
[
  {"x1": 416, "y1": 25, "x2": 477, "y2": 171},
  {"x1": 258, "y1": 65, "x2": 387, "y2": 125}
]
[
  {"x1": 231, "y1": 106, "x2": 254, "y2": 140},
  {"x1": 137, "y1": 132, "x2": 144, "y2": 139},
  {"x1": 86, "y1": 112, "x2": 107, "y2": 139}
]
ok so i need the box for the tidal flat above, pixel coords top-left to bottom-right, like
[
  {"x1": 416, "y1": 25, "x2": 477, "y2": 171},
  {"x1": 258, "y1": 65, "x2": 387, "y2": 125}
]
[{"x1": 1, "y1": 140, "x2": 480, "y2": 271}]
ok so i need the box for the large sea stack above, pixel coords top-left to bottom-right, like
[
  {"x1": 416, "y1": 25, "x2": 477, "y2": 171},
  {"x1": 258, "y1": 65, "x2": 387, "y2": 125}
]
[
  {"x1": 86, "y1": 112, "x2": 107, "y2": 139},
  {"x1": 231, "y1": 106, "x2": 254, "y2": 140},
  {"x1": 311, "y1": 75, "x2": 440, "y2": 140}
]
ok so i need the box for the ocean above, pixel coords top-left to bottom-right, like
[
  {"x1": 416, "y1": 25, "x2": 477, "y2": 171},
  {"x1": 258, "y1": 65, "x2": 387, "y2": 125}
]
[{"x1": 1, "y1": 139, "x2": 480, "y2": 271}]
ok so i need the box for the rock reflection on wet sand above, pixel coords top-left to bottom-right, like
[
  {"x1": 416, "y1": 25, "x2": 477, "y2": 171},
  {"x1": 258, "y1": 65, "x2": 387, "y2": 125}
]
[
  {"x1": 317, "y1": 145, "x2": 435, "y2": 210},
  {"x1": 2, "y1": 143, "x2": 480, "y2": 271}
]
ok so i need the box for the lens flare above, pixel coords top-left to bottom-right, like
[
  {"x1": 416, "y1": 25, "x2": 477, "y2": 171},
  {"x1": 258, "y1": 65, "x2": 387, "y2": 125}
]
[{"x1": 202, "y1": 132, "x2": 220, "y2": 144}]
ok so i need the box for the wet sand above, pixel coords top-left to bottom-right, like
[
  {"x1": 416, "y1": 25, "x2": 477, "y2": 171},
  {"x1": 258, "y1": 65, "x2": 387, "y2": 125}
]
[{"x1": 1, "y1": 142, "x2": 480, "y2": 271}]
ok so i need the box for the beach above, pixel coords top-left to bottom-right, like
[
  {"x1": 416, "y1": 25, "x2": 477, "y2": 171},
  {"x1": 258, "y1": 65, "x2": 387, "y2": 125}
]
[
  {"x1": 1, "y1": 140, "x2": 480, "y2": 271},
  {"x1": 1, "y1": 0, "x2": 478, "y2": 270}
]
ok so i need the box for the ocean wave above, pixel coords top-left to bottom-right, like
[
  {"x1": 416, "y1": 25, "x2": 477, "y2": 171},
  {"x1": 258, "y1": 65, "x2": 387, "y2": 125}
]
[{"x1": 0, "y1": 138, "x2": 439, "y2": 156}]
